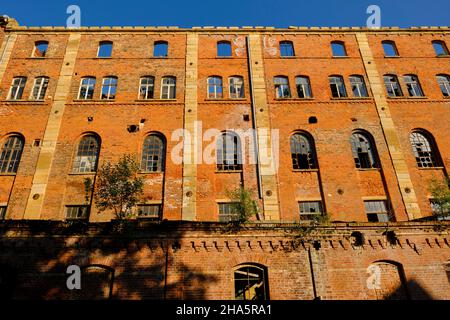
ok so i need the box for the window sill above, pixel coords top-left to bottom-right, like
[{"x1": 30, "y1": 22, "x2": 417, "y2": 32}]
[
  {"x1": 0, "y1": 173, "x2": 17, "y2": 176},
  {"x1": 387, "y1": 96, "x2": 427, "y2": 100},
  {"x1": 134, "y1": 99, "x2": 178, "y2": 102},
  {"x1": 383, "y1": 55, "x2": 400, "y2": 58},
  {"x1": 292, "y1": 169, "x2": 319, "y2": 173},
  {"x1": 1, "y1": 100, "x2": 47, "y2": 104},
  {"x1": 73, "y1": 99, "x2": 116, "y2": 103},
  {"x1": 215, "y1": 170, "x2": 243, "y2": 173},
  {"x1": 330, "y1": 97, "x2": 372, "y2": 101},
  {"x1": 279, "y1": 56, "x2": 296, "y2": 59},
  {"x1": 417, "y1": 166, "x2": 445, "y2": 170},
  {"x1": 138, "y1": 171, "x2": 164, "y2": 174},
  {"x1": 274, "y1": 98, "x2": 315, "y2": 101},
  {"x1": 436, "y1": 55, "x2": 450, "y2": 58},
  {"x1": 356, "y1": 168, "x2": 380, "y2": 172},
  {"x1": 204, "y1": 98, "x2": 247, "y2": 102},
  {"x1": 331, "y1": 56, "x2": 350, "y2": 59},
  {"x1": 68, "y1": 172, "x2": 97, "y2": 176},
  {"x1": 216, "y1": 56, "x2": 233, "y2": 59}
]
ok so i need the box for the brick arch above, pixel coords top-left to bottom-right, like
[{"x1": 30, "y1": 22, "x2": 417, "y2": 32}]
[{"x1": 367, "y1": 260, "x2": 410, "y2": 300}]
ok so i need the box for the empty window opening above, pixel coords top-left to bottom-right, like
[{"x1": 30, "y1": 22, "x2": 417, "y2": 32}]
[
  {"x1": 66, "y1": 205, "x2": 90, "y2": 220},
  {"x1": 331, "y1": 41, "x2": 347, "y2": 57},
  {"x1": 234, "y1": 265, "x2": 268, "y2": 300},
  {"x1": 279, "y1": 41, "x2": 295, "y2": 57},
  {"x1": 403, "y1": 75, "x2": 424, "y2": 97},
  {"x1": 299, "y1": 201, "x2": 323, "y2": 221},
  {"x1": 216, "y1": 132, "x2": 242, "y2": 171},
  {"x1": 432, "y1": 41, "x2": 449, "y2": 56},
  {"x1": 290, "y1": 133, "x2": 317, "y2": 170},
  {"x1": 274, "y1": 76, "x2": 291, "y2": 98},
  {"x1": 349, "y1": 75, "x2": 368, "y2": 97},
  {"x1": 78, "y1": 77, "x2": 96, "y2": 100},
  {"x1": 382, "y1": 41, "x2": 399, "y2": 57},
  {"x1": 329, "y1": 76, "x2": 347, "y2": 98},
  {"x1": 410, "y1": 131, "x2": 440, "y2": 168},
  {"x1": 8, "y1": 77, "x2": 27, "y2": 100},
  {"x1": 97, "y1": 41, "x2": 113, "y2": 58},
  {"x1": 365, "y1": 200, "x2": 390, "y2": 222},
  {"x1": 350, "y1": 132, "x2": 378, "y2": 169},
  {"x1": 383, "y1": 75, "x2": 403, "y2": 97},
  {"x1": 436, "y1": 74, "x2": 450, "y2": 97},
  {"x1": 229, "y1": 76, "x2": 245, "y2": 99},
  {"x1": 0, "y1": 135, "x2": 24, "y2": 174},
  {"x1": 141, "y1": 134, "x2": 165, "y2": 172},
  {"x1": 30, "y1": 77, "x2": 49, "y2": 100},
  {"x1": 295, "y1": 76, "x2": 312, "y2": 98},
  {"x1": 153, "y1": 41, "x2": 168, "y2": 57},
  {"x1": 32, "y1": 41, "x2": 48, "y2": 58},
  {"x1": 217, "y1": 41, "x2": 232, "y2": 57}
]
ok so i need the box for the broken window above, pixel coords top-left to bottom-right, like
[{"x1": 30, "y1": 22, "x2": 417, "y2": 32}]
[
  {"x1": 139, "y1": 76, "x2": 155, "y2": 99},
  {"x1": 8, "y1": 77, "x2": 27, "y2": 100},
  {"x1": 78, "y1": 77, "x2": 96, "y2": 100},
  {"x1": 382, "y1": 41, "x2": 399, "y2": 57},
  {"x1": 161, "y1": 76, "x2": 176, "y2": 99},
  {"x1": 101, "y1": 77, "x2": 118, "y2": 100},
  {"x1": 65, "y1": 205, "x2": 90, "y2": 220},
  {"x1": 383, "y1": 74, "x2": 403, "y2": 97},
  {"x1": 97, "y1": 41, "x2": 113, "y2": 58},
  {"x1": 290, "y1": 132, "x2": 317, "y2": 170},
  {"x1": 349, "y1": 75, "x2": 368, "y2": 97},
  {"x1": 218, "y1": 203, "x2": 239, "y2": 222},
  {"x1": 207, "y1": 76, "x2": 223, "y2": 99},
  {"x1": 0, "y1": 206, "x2": 6, "y2": 220},
  {"x1": 30, "y1": 76, "x2": 49, "y2": 100},
  {"x1": 137, "y1": 204, "x2": 161, "y2": 219},
  {"x1": 410, "y1": 131, "x2": 440, "y2": 168},
  {"x1": 432, "y1": 40, "x2": 449, "y2": 56},
  {"x1": 153, "y1": 41, "x2": 168, "y2": 57},
  {"x1": 229, "y1": 76, "x2": 244, "y2": 99},
  {"x1": 141, "y1": 134, "x2": 165, "y2": 172},
  {"x1": 234, "y1": 264, "x2": 268, "y2": 300},
  {"x1": 216, "y1": 132, "x2": 242, "y2": 171},
  {"x1": 217, "y1": 41, "x2": 232, "y2": 57},
  {"x1": 331, "y1": 41, "x2": 347, "y2": 57},
  {"x1": 0, "y1": 135, "x2": 24, "y2": 174},
  {"x1": 403, "y1": 75, "x2": 424, "y2": 97},
  {"x1": 436, "y1": 74, "x2": 450, "y2": 97},
  {"x1": 32, "y1": 41, "x2": 48, "y2": 58},
  {"x1": 72, "y1": 135, "x2": 100, "y2": 173},
  {"x1": 295, "y1": 76, "x2": 312, "y2": 98},
  {"x1": 279, "y1": 41, "x2": 295, "y2": 57},
  {"x1": 350, "y1": 132, "x2": 378, "y2": 169},
  {"x1": 329, "y1": 75, "x2": 347, "y2": 98},
  {"x1": 274, "y1": 76, "x2": 291, "y2": 98},
  {"x1": 299, "y1": 201, "x2": 323, "y2": 221},
  {"x1": 365, "y1": 200, "x2": 390, "y2": 222}
]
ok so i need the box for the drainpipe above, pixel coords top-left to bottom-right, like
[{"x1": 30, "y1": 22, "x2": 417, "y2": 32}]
[
  {"x1": 307, "y1": 248, "x2": 319, "y2": 300},
  {"x1": 245, "y1": 36, "x2": 263, "y2": 201}
]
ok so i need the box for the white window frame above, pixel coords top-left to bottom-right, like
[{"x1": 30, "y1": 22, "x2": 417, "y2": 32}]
[
  {"x1": 384, "y1": 75, "x2": 402, "y2": 97},
  {"x1": 349, "y1": 76, "x2": 368, "y2": 97},
  {"x1": 160, "y1": 77, "x2": 176, "y2": 99},
  {"x1": 100, "y1": 77, "x2": 118, "y2": 100},
  {"x1": 437, "y1": 75, "x2": 450, "y2": 97},
  {"x1": 207, "y1": 76, "x2": 223, "y2": 99},
  {"x1": 8, "y1": 77, "x2": 27, "y2": 100},
  {"x1": 274, "y1": 77, "x2": 291, "y2": 99},
  {"x1": 229, "y1": 76, "x2": 244, "y2": 99},
  {"x1": 403, "y1": 75, "x2": 423, "y2": 97},
  {"x1": 295, "y1": 76, "x2": 312, "y2": 98},
  {"x1": 78, "y1": 77, "x2": 96, "y2": 100},
  {"x1": 30, "y1": 77, "x2": 49, "y2": 100},
  {"x1": 138, "y1": 77, "x2": 155, "y2": 99}
]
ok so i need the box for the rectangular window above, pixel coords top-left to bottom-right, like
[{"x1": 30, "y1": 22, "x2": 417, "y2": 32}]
[
  {"x1": 161, "y1": 77, "x2": 176, "y2": 99},
  {"x1": 295, "y1": 77, "x2": 312, "y2": 98},
  {"x1": 101, "y1": 77, "x2": 117, "y2": 100},
  {"x1": 139, "y1": 77, "x2": 154, "y2": 99},
  {"x1": 329, "y1": 76, "x2": 347, "y2": 98},
  {"x1": 229, "y1": 77, "x2": 244, "y2": 99},
  {"x1": 97, "y1": 42, "x2": 113, "y2": 58},
  {"x1": 218, "y1": 203, "x2": 239, "y2": 222},
  {"x1": 364, "y1": 200, "x2": 390, "y2": 222},
  {"x1": 0, "y1": 206, "x2": 6, "y2": 219},
  {"x1": 78, "y1": 78, "x2": 96, "y2": 100},
  {"x1": 137, "y1": 204, "x2": 161, "y2": 219},
  {"x1": 30, "y1": 77, "x2": 49, "y2": 100},
  {"x1": 299, "y1": 201, "x2": 323, "y2": 221},
  {"x1": 8, "y1": 77, "x2": 27, "y2": 100},
  {"x1": 65, "y1": 205, "x2": 90, "y2": 220},
  {"x1": 349, "y1": 76, "x2": 368, "y2": 97}
]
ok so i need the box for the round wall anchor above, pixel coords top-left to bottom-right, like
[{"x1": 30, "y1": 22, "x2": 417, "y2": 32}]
[
  {"x1": 32, "y1": 194, "x2": 40, "y2": 200},
  {"x1": 265, "y1": 190, "x2": 272, "y2": 197},
  {"x1": 186, "y1": 191, "x2": 193, "y2": 197}
]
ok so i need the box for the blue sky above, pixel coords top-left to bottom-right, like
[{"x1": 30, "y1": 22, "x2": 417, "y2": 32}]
[{"x1": 1, "y1": 0, "x2": 449, "y2": 28}]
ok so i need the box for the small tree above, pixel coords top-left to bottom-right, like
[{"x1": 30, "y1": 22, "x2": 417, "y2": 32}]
[
  {"x1": 225, "y1": 186, "x2": 260, "y2": 223},
  {"x1": 429, "y1": 177, "x2": 450, "y2": 219},
  {"x1": 94, "y1": 154, "x2": 144, "y2": 219}
]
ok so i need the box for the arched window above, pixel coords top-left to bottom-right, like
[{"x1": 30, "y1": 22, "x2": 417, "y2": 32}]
[
  {"x1": 217, "y1": 41, "x2": 232, "y2": 57},
  {"x1": 331, "y1": 41, "x2": 347, "y2": 57},
  {"x1": 32, "y1": 40, "x2": 48, "y2": 58},
  {"x1": 432, "y1": 40, "x2": 449, "y2": 56},
  {"x1": 207, "y1": 76, "x2": 223, "y2": 99},
  {"x1": 72, "y1": 135, "x2": 100, "y2": 173},
  {"x1": 217, "y1": 132, "x2": 242, "y2": 171},
  {"x1": 290, "y1": 132, "x2": 317, "y2": 170},
  {"x1": 30, "y1": 76, "x2": 49, "y2": 100},
  {"x1": 279, "y1": 41, "x2": 295, "y2": 57},
  {"x1": 153, "y1": 41, "x2": 168, "y2": 57},
  {"x1": 8, "y1": 77, "x2": 27, "y2": 100},
  {"x1": 229, "y1": 76, "x2": 244, "y2": 99},
  {"x1": 295, "y1": 76, "x2": 312, "y2": 98},
  {"x1": 0, "y1": 135, "x2": 24, "y2": 173},
  {"x1": 139, "y1": 76, "x2": 155, "y2": 99},
  {"x1": 274, "y1": 76, "x2": 291, "y2": 98},
  {"x1": 383, "y1": 74, "x2": 403, "y2": 97},
  {"x1": 329, "y1": 75, "x2": 347, "y2": 98},
  {"x1": 234, "y1": 264, "x2": 268, "y2": 300},
  {"x1": 382, "y1": 40, "x2": 399, "y2": 57},
  {"x1": 350, "y1": 131, "x2": 378, "y2": 169},
  {"x1": 100, "y1": 76, "x2": 118, "y2": 100},
  {"x1": 161, "y1": 76, "x2": 176, "y2": 99},
  {"x1": 78, "y1": 77, "x2": 96, "y2": 100},
  {"x1": 366, "y1": 261, "x2": 409, "y2": 300},
  {"x1": 349, "y1": 75, "x2": 368, "y2": 97},
  {"x1": 410, "y1": 131, "x2": 440, "y2": 168},
  {"x1": 436, "y1": 74, "x2": 450, "y2": 97},
  {"x1": 141, "y1": 134, "x2": 165, "y2": 172},
  {"x1": 97, "y1": 41, "x2": 113, "y2": 58},
  {"x1": 403, "y1": 74, "x2": 424, "y2": 97}
]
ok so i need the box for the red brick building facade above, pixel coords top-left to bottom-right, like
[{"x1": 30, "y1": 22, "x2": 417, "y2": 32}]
[{"x1": 0, "y1": 17, "x2": 448, "y2": 299}]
